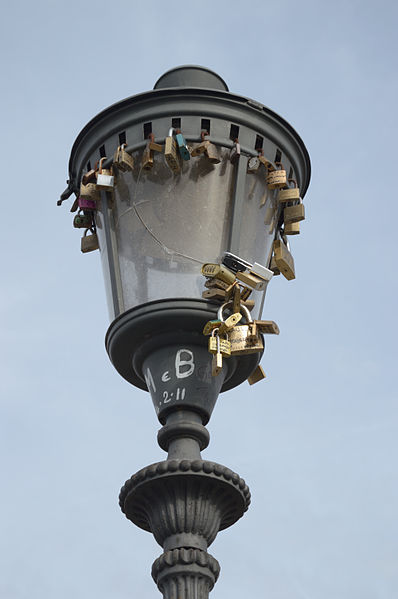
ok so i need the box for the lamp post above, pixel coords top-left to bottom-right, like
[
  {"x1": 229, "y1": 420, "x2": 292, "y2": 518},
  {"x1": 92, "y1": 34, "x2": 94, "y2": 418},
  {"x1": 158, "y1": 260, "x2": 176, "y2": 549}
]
[{"x1": 59, "y1": 65, "x2": 310, "y2": 599}]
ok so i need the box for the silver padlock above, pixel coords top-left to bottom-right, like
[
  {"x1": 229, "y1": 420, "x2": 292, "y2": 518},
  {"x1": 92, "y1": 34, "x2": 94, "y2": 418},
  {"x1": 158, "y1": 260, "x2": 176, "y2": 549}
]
[{"x1": 96, "y1": 157, "x2": 114, "y2": 191}]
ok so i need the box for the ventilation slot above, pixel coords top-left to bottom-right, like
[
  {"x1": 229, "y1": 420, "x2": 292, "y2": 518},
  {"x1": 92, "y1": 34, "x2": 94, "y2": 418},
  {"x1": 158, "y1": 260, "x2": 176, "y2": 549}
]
[
  {"x1": 87, "y1": 161, "x2": 91, "y2": 171},
  {"x1": 172, "y1": 117, "x2": 181, "y2": 129},
  {"x1": 118, "y1": 131, "x2": 126, "y2": 145},
  {"x1": 143, "y1": 122, "x2": 152, "y2": 139},
  {"x1": 230, "y1": 124, "x2": 240, "y2": 141},
  {"x1": 255, "y1": 135, "x2": 264, "y2": 151},
  {"x1": 201, "y1": 119, "x2": 211, "y2": 134},
  {"x1": 274, "y1": 149, "x2": 282, "y2": 163},
  {"x1": 288, "y1": 167, "x2": 293, "y2": 180},
  {"x1": 99, "y1": 145, "x2": 106, "y2": 158}
]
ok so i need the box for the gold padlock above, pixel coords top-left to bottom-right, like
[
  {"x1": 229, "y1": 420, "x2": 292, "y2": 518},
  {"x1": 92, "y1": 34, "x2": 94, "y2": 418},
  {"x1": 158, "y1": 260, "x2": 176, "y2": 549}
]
[
  {"x1": 258, "y1": 154, "x2": 274, "y2": 171},
  {"x1": 96, "y1": 157, "x2": 114, "y2": 191},
  {"x1": 114, "y1": 144, "x2": 134, "y2": 172},
  {"x1": 191, "y1": 131, "x2": 210, "y2": 157},
  {"x1": 148, "y1": 133, "x2": 163, "y2": 153},
  {"x1": 236, "y1": 271, "x2": 266, "y2": 291},
  {"x1": 201, "y1": 263, "x2": 236, "y2": 285},
  {"x1": 218, "y1": 312, "x2": 242, "y2": 335},
  {"x1": 81, "y1": 228, "x2": 99, "y2": 253},
  {"x1": 248, "y1": 365, "x2": 266, "y2": 385},
  {"x1": 204, "y1": 138, "x2": 221, "y2": 164},
  {"x1": 82, "y1": 166, "x2": 97, "y2": 185},
  {"x1": 142, "y1": 141, "x2": 154, "y2": 170},
  {"x1": 229, "y1": 325, "x2": 264, "y2": 355},
  {"x1": 202, "y1": 288, "x2": 226, "y2": 301},
  {"x1": 208, "y1": 330, "x2": 231, "y2": 357},
  {"x1": 284, "y1": 198, "x2": 305, "y2": 224},
  {"x1": 164, "y1": 129, "x2": 182, "y2": 174},
  {"x1": 278, "y1": 179, "x2": 301, "y2": 203},
  {"x1": 80, "y1": 182, "x2": 100, "y2": 202},
  {"x1": 204, "y1": 277, "x2": 233, "y2": 291},
  {"x1": 267, "y1": 162, "x2": 287, "y2": 189},
  {"x1": 255, "y1": 320, "x2": 280, "y2": 335},
  {"x1": 284, "y1": 222, "x2": 300, "y2": 235},
  {"x1": 273, "y1": 237, "x2": 295, "y2": 280}
]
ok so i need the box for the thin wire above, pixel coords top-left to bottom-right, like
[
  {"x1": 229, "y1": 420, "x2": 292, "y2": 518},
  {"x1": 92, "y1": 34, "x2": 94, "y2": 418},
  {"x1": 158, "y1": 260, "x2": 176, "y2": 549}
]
[{"x1": 116, "y1": 156, "x2": 204, "y2": 265}]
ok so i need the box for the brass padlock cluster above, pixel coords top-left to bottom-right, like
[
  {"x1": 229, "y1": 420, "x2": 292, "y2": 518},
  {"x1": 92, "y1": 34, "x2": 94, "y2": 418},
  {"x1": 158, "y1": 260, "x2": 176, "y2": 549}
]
[
  {"x1": 201, "y1": 254, "x2": 278, "y2": 384},
  {"x1": 278, "y1": 178, "x2": 305, "y2": 236},
  {"x1": 203, "y1": 302, "x2": 279, "y2": 384},
  {"x1": 268, "y1": 178, "x2": 305, "y2": 278}
]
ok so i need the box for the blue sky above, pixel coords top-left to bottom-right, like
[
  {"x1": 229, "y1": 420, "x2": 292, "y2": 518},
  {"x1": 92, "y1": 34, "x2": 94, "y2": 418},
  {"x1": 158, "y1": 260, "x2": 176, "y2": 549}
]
[{"x1": 1, "y1": 1, "x2": 397, "y2": 597}]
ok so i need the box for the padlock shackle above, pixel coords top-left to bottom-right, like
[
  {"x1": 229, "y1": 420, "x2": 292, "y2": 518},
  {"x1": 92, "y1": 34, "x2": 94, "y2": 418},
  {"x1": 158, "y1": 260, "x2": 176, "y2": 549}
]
[
  {"x1": 168, "y1": 127, "x2": 176, "y2": 138},
  {"x1": 217, "y1": 302, "x2": 253, "y2": 324},
  {"x1": 288, "y1": 178, "x2": 298, "y2": 188},
  {"x1": 99, "y1": 156, "x2": 107, "y2": 173}
]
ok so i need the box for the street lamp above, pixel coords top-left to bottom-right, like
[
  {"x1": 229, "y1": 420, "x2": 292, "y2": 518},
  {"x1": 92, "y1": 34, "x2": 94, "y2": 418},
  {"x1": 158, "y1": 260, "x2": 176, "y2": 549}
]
[{"x1": 59, "y1": 65, "x2": 310, "y2": 599}]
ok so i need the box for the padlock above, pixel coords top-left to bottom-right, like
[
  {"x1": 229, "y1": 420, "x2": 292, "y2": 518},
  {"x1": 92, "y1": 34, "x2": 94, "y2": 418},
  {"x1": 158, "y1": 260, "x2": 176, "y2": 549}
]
[
  {"x1": 247, "y1": 156, "x2": 261, "y2": 173},
  {"x1": 248, "y1": 365, "x2": 266, "y2": 385},
  {"x1": 284, "y1": 222, "x2": 300, "y2": 235},
  {"x1": 175, "y1": 130, "x2": 191, "y2": 161},
  {"x1": 267, "y1": 162, "x2": 287, "y2": 189},
  {"x1": 229, "y1": 140, "x2": 241, "y2": 164},
  {"x1": 204, "y1": 277, "x2": 233, "y2": 291},
  {"x1": 217, "y1": 303, "x2": 243, "y2": 335},
  {"x1": 82, "y1": 168, "x2": 97, "y2": 185},
  {"x1": 222, "y1": 252, "x2": 252, "y2": 273},
  {"x1": 191, "y1": 131, "x2": 210, "y2": 157},
  {"x1": 148, "y1": 133, "x2": 163, "y2": 153},
  {"x1": 250, "y1": 262, "x2": 274, "y2": 282},
  {"x1": 258, "y1": 155, "x2": 274, "y2": 170},
  {"x1": 205, "y1": 140, "x2": 221, "y2": 164},
  {"x1": 273, "y1": 237, "x2": 295, "y2": 280},
  {"x1": 278, "y1": 179, "x2": 301, "y2": 203},
  {"x1": 254, "y1": 320, "x2": 280, "y2": 335},
  {"x1": 208, "y1": 329, "x2": 231, "y2": 357},
  {"x1": 114, "y1": 144, "x2": 134, "y2": 172},
  {"x1": 226, "y1": 305, "x2": 264, "y2": 355},
  {"x1": 96, "y1": 157, "x2": 114, "y2": 191},
  {"x1": 78, "y1": 195, "x2": 97, "y2": 212},
  {"x1": 210, "y1": 331, "x2": 223, "y2": 377},
  {"x1": 73, "y1": 210, "x2": 93, "y2": 229},
  {"x1": 236, "y1": 271, "x2": 266, "y2": 291},
  {"x1": 80, "y1": 182, "x2": 99, "y2": 202},
  {"x1": 81, "y1": 228, "x2": 99, "y2": 253},
  {"x1": 203, "y1": 319, "x2": 222, "y2": 336},
  {"x1": 142, "y1": 141, "x2": 154, "y2": 170},
  {"x1": 284, "y1": 199, "x2": 305, "y2": 224},
  {"x1": 201, "y1": 263, "x2": 236, "y2": 285},
  {"x1": 164, "y1": 128, "x2": 182, "y2": 173},
  {"x1": 202, "y1": 288, "x2": 226, "y2": 301}
]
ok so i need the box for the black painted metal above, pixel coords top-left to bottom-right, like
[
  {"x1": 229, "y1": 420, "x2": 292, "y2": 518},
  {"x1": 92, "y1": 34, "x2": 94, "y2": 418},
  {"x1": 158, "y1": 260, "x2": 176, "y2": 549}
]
[
  {"x1": 105, "y1": 299, "x2": 263, "y2": 400},
  {"x1": 63, "y1": 66, "x2": 311, "y2": 202}
]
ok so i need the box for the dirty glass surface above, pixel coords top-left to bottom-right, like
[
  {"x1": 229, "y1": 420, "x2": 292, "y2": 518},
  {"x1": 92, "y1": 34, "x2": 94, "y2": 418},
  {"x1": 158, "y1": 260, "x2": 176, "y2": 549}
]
[{"x1": 96, "y1": 149, "x2": 280, "y2": 321}]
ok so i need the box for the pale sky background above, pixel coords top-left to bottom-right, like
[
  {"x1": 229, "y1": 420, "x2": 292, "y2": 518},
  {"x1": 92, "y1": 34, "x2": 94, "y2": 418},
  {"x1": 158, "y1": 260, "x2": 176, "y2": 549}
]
[{"x1": 1, "y1": 1, "x2": 397, "y2": 598}]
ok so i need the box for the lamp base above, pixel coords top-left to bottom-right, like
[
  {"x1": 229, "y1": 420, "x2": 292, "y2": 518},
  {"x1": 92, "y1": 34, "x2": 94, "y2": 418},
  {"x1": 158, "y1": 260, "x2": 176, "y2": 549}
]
[{"x1": 105, "y1": 299, "x2": 262, "y2": 396}]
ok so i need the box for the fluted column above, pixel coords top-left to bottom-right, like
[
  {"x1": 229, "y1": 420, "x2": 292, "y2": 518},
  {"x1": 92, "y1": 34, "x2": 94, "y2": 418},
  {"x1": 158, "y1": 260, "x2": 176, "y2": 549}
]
[{"x1": 119, "y1": 406, "x2": 250, "y2": 599}]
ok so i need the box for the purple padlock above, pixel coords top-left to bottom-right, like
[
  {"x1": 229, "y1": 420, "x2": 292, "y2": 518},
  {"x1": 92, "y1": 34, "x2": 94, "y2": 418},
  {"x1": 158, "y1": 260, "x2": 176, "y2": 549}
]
[{"x1": 78, "y1": 196, "x2": 96, "y2": 211}]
